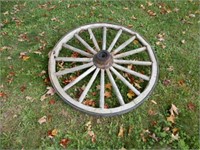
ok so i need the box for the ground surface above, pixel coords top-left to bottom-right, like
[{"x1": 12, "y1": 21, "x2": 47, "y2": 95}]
[{"x1": 0, "y1": 1, "x2": 199, "y2": 149}]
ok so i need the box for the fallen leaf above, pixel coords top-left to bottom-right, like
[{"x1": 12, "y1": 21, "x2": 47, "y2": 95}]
[
  {"x1": 187, "y1": 102, "x2": 195, "y2": 110},
  {"x1": 48, "y1": 129, "x2": 58, "y2": 138},
  {"x1": 157, "y1": 33, "x2": 165, "y2": 41},
  {"x1": 18, "y1": 33, "x2": 29, "y2": 42},
  {"x1": 134, "y1": 82, "x2": 142, "y2": 89},
  {"x1": 127, "y1": 90, "x2": 135, "y2": 99},
  {"x1": 38, "y1": 70, "x2": 46, "y2": 76},
  {"x1": 172, "y1": 128, "x2": 179, "y2": 135},
  {"x1": 85, "y1": 121, "x2": 96, "y2": 143},
  {"x1": 51, "y1": 129, "x2": 58, "y2": 136},
  {"x1": 118, "y1": 125, "x2": 124, "y2": 138},
  {"x1": 140, "y1": 4, "x2": 145, "y2": 10},
  {"x1": 131, "y1": 15, "x2": 137, "y2": 20},
  {"x1": 123, "y1": 7, "x2": 129, "y2": 10},
  {"x1": 40, "y1": 94, "x2": 47, "y2": 101},
  {"x1": 149, "y1": 133, "x2": 158, "y2": 141},
  {"x1": 147, "y1": 10, "x2": 156, "y2": 16},
  {"x1": 163, "y1": 127, "x2": 170, "y2": 131},
  {"x1": 0, "y1": 92, "x2": 7, "y2": 98},
  {"x1": 83, "y1": 99, "x2": 95, "y2": 107},
  {"x1": 151, "y1": 100, "x2": 157, "y2": 104},
  {"x1": 96, "y1": 85, "x2": 101, "y2": 90},
  {"x1": 105, "y1": 83, "x2": 112, "y2": 90},
  {"x1": 181, "y1": 39, "x2": 185, "y2": 44},
  {"x1": 25, "y1": 96, "x2": 32, "y2": 101},
  {"x1": 51, "y1": 17, "x2": 60, "y2": 22},
  {"x1": 148, "y1": 109, "x2": 156, "y2": 116},
  {"x1": 170, "y1": 104, "x2": 178, "y2": 116},
  {"x1": 38, "y1": 116, "x2": 47, "y2": 124},
  {"x1": 171, "y1": 133, "x2": 179, "y2": 141},
  {"x1": 147, "y1": 1, "x2": 153, "y2": 6},
  {"x1": 133, "y1": 39, "x2": 139, "y2": 44},
  {"x1": 22, "y1": 55, "x2": 30, "y2": 61},
  {"x1": 49, "y1": 99, "x2": 56, "y2": 105},
  {"x1": 71, "y1": 52, "x2": 79, "y2": 57},
  {"x1": 88, "y1": 130, "x2": 96, "y2": 143},
  {"x1": 151, "y1": 120, "x2": 157, "y2": 126},
  {"x1": 103, "y1": 103, "x2": 109, "y2": 109},
  {"x1": 60, "y1": 138, "x2": 70, "y2": 148},
  {"x1": 167, "y1": 115, "x2": 175, "y2": 123},
  {"x1": 7, "y1": 56, "x2": 12, "y2": 60},
  {"x1": 178, "y1": 80, "x2": 185, "y2": 86},
  {"x1": 33, "y1": 51, "x2": 42, "y2": 55},
  {"x1": 173, "y1": 7, "x2": 179, "y2": 12},
  {"x1": 163, "y1": 79, "x2": 171, "y2": 86},
  {"x1": 46, "y1": 86, "x2": 55, "y2": 95},
  {"x1": 189, "y1": 14, "x2": 195, "y2": 18},
  {"x1": 20, "y1": 85, "x2": 26, "y2": 92},
  {"x1": 104, "y1": 91, "x2": 111, "y2": 98},
  {"x1": 167, "y1": 66, "x2": 174, "y2": 71}
]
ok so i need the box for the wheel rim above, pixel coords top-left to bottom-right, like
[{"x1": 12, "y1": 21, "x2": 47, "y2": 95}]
[{"x1": 48, "y1": 23, "x2": 158, "y2": 116}]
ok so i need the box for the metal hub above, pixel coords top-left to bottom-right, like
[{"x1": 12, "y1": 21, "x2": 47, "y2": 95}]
[{"x1": 93, "y1": 50, "x2": 113, "y2": 69}]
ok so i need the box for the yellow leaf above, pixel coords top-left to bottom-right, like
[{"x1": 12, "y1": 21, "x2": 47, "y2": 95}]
[
  {"x1": 22, "y1": 56, "x2": 30, "y2": 61},
  {"x1": 118, "y1": 125, "x2": 124, "y2": 138},
  {"x1": 127, "y1": 90, "x2": 135, "y2": 99},
  {"x1": 51, "y1": 129, "x2": 58, "y2": 136},
  {"x1": 133, "y1": 39, "x2": 139, "y2": 45}
]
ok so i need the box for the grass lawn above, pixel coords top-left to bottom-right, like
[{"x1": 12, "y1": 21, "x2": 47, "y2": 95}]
[{"x1": 0, "y1": 0, "x2": 199, "y2": 149}]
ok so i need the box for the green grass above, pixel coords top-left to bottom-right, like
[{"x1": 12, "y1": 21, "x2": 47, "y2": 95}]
[{"x1": 0, "y1": 0, "x2": 199, "y2": 149}]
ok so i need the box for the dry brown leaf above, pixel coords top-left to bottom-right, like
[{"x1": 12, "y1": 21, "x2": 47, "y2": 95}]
[
  {"x1": 123, "y1": 7, "x2": 129, "y2": 10},
  {"x1": 167, "y1": 66, "x2": 174, "y2": 71},
  {"x1": 178, "y1": 79, "x2": 185, "y2": 86},
  {"x1": 140, "y1": 4, "x2": 145, "y2": 10},
  {"x1": 171, "y1": 133, "x2": 179, "y2": 141},
  {"x1": 167, "y1": 115, "x2": 175, "y2": 123},
  {"x1": 48, "y1": 129, "x2": 58, "y2": 138},
  {"x1": 46, "y1": 86, "x2": 55, "y2": 95},
  {"x1": 172, "y1": 128, "x2": 179, "y2": 135},
  {"x1": 40, "y1": 94, "x2": 47, "y2": 101},
  {"x1": 131, "y1": 15, "x2": 137, "y2": 20},
  {"x1": 134, "y1": 82, "x2": 142, "y2": 89},
  {"x1": 60, "y1": 138, "x2": 70, "y2": 148},
  {"x1": 149, "y1": 133, "x2": 158, "y2": 141},
  {"x1": 147, "y1": 1, "x2": 153, "y2": 6},
  {"x1": 187, "y1": 102, "x2": 196, "y2": 110},
  {"x1": 38, "y1": 116, "x2": 47, "y2": 124},
  {"x1": 49, "y1": 99, "x2": 56, "y2": 105},
  {"x1": 105, "y1": 83, "x2": 112, "y2": 90},
  {"x1": 83, "y1": 99, "x2": 95, "y2": 107},
  {"x1": 118, "y1": 125, "x2": 124, "y2": 138},
  {"x1": 147, "y1": 10, "x2": 156, "y2": 16},
  {"x1": 148, "y1": 109, "x2": 156, "y2": 116},
  {"x1": 33, "y1": 51, "x2": 42, "y2": 55},
  {"x1": 151, "y1": 100, "x2": 157, "y2": 104},
  {"x1": 96, "y1": 85, "x2": 101, "y2": 90},
  {"x1": 163, "y1": 127, "x2": 170, "y2": 131},
  {"x1": 170, "y1": 104, "x2": 178, "y2": 116},
  {"x1": 104, "y1": 91, "x2": 111, "y2": 98}
]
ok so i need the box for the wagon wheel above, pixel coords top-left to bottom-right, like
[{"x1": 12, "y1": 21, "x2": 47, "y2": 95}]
[{"x1": 48, "y1": 23, "x2": 159, "y2": 116}]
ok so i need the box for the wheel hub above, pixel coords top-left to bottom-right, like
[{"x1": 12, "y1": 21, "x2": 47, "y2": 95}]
[{"x1": 93, "y1": 50, "x2": 113, "y2": 69}]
